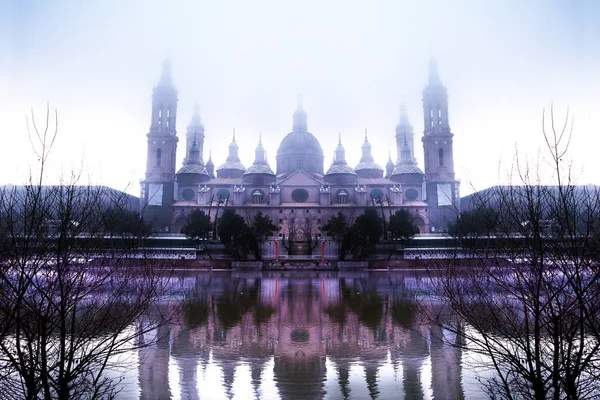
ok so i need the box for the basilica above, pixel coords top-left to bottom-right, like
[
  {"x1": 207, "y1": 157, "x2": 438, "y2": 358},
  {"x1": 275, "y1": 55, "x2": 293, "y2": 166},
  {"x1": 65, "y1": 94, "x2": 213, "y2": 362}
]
[{"x1": 141, "y1": 60, "x2": 459, "y2": 236}]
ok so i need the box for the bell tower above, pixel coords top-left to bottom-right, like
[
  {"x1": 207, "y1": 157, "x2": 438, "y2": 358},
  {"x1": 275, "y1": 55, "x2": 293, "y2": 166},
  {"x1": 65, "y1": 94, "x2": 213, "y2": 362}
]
[
  {"x1": 421, "y1": 59, "x2": 459, "y2": 230},
  {"x1": 141, "y1": 59, "x2": 179, "y2": 231}
]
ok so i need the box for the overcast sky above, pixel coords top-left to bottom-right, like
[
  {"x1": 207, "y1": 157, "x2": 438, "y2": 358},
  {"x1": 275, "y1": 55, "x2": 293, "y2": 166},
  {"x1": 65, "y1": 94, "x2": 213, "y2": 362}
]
[{"x1": 1, "y1": 0, "x2": 599, "y2": 196}]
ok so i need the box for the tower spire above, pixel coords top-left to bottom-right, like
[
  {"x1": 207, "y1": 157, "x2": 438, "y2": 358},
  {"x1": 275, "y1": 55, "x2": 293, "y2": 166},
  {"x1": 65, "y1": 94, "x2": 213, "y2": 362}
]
[
  {"x1": 159, "y1": 58, "x2": 172, "y2": 86},
  {"x1": 334, "y1": 133, "x2": 346, "y2": 163},
  {"x1": 360, "y1": 129, "x2": 373, "y2": 162},
  {"x1": 292, "y1": 97, "x2": 308, "y2": 131},
  {"x1": 227, "y1": 129, "x2": 240, "y2": 162},
  {"x1": 254, "y1": 133, "x2": 266, "y2": 163},
  {"x1": 190, "y1": 103, "x2": 201, "y2": 127},
  {"x1": 428, "y1": 57, "x2": 442, "y2": 86},
  {"x1": 399, "y1": 102, "x2": 410, "y2": 125}
]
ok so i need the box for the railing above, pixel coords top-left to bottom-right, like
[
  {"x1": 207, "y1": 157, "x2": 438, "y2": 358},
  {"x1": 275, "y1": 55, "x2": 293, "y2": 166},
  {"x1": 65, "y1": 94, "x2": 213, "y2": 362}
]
[{"x1": 263, "y1": 254, "x2": 337, "y2": 260}]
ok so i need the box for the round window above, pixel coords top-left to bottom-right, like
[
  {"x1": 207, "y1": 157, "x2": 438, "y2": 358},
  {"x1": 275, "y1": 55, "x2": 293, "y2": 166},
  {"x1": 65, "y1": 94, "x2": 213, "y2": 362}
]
[
  {"x1": 370, "y1": 188, "x2": 384, "y2": 201},
  {"x1": 405, "y1": 188, "x2": 418, "y2": 201},
  {"x1": 291, "y1": 188, "x2": 309, "y2": 203},
  {"x1": 217, "y1": 188, "x2": 230, "y2": 201},
  {"x1": 182, "y1": 188, "x2": 195, "y2": 201}
]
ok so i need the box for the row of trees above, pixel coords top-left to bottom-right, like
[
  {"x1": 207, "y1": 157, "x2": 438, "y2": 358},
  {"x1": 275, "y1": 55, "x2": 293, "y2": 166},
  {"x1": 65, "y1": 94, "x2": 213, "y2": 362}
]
[
  {"x1": 183, "y1": 209, "x2": 278, "y2": 260},
  {"x1": 184, "y1": 206, "x2": 419, "y2": 260}
]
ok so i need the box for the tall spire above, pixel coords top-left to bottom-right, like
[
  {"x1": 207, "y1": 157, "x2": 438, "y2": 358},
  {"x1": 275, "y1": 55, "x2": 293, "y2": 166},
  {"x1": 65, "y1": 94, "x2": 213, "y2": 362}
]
[
  {"x1": 386, "y1": 150, "x2": 395, "y2": 178},
  {"x1": 206, "y1": 150, "x2": 215, "y2": 178},
  {"x1": 254, "y1": 133, "x2": 266, "y2": 163},
  {"x1": 360, "y1": 129, "x2": 373, "y2": 162},
  {"x1": 292, "y1": 96, "x2": 308, "y2": 131},
  {"x1": 396, "y1": 105, "x2": 417, "y2": 165},
  {"x1": 334, "y1": 133, "x2": 346, "y2": 163},
  {"x1": 428, "y1": 57, "x2": 442, "y2": 86},
  {"x1": 227, "y1": 129, "x2": 240, "y2": 161},
  {"x1": 159, "y1": 58, "x2": 172, "y2": 86},
  {"x1": 183, "y1": 104, "x2": 205, "y2": 165},
  {"x1": 399, "y1": 102, "x2": 410, "y2": 126},
  {"x1": 190, "y1": 103, "x2": 202, "y2": 127}
]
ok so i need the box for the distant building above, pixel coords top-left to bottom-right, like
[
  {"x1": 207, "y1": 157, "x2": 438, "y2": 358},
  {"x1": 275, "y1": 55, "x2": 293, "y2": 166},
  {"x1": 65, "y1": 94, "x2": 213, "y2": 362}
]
[{"x1": 140, "y1": 59, "x2": 460, "y2": 236}]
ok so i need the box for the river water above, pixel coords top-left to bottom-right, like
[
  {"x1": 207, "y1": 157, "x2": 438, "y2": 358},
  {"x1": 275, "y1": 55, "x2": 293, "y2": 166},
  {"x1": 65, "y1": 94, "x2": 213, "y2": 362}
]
[{"x1": 116, "y1": 270, "x2": 487, "y2": 399}]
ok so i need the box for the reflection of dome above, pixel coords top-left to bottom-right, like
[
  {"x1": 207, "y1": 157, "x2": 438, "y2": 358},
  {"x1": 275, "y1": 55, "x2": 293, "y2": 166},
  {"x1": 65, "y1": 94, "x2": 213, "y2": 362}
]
[
  {"x1": 291, "y1": 328, "x2": 310, "y2": 343},
  {"x1": 276, "y1": 102, "x2": 324, "y2": 175},
  {"x1": 274, "y1": 356, "x2": 326, "y2": 400}
]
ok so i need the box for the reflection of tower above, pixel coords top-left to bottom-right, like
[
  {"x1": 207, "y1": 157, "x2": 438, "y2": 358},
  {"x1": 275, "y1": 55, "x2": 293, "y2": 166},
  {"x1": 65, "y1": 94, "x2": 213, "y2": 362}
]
[
  {"x1": 138, "y1": 322, "x2": 171, "y2": 400},
  {"x1": 250, "y1": 359, "x2": 267, "y2": 400},
  {"x1": 171, "y1": 326, "x2": 200, "y2": 400},
  {"x1": 365, "y1": 362, "x2": 381, "y2": 399},
  {"x1": 401, "y1": 328, "x2": 429, "y2": 399},
  {"x1": 335, "y1": 360, "x2": 351, "y2": 400},
  {"x1": 430, "y1": 323, "x2": 464, "y2": 400}
]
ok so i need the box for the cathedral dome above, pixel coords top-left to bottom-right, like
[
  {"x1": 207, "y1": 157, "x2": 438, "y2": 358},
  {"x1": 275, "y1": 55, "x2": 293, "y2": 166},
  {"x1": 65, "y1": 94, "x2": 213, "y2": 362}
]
[
  {"x1": 277, "y1": 130, "x2": 323, "y2": 158},
  {"x1": 276, "y1": 101, "x2": 324, "y2": 175}
]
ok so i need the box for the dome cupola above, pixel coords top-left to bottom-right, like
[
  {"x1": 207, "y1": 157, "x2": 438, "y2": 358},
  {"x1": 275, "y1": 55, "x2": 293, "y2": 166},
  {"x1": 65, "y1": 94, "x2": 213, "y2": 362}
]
[
  {"x1": 354, "y1": 129, "x2": 384, "y2": 179},
  {"x1": 276, "y1": 96, "x2": 324, "y2": 175}
]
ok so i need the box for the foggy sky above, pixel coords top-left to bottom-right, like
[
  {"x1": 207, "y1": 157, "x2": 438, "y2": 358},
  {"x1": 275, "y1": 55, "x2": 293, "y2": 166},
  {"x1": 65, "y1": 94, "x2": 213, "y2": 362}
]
[{"x1": 1, "y1": 0, "x2": 599, "y2": 196}]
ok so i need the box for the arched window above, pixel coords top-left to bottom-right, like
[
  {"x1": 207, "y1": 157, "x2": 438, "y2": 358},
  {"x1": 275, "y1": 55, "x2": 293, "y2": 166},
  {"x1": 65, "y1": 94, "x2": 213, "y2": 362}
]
[
  {"x1": 429, "y1": 107, "x2": 434, "y2": 127},
  {"x1": 336, "y1": 189, "x2": 349, "y2": 204},
  {"x1": 156, "y1": 148, "x2": 162, "y2": 167},
  {"x1": 439, "y1": 148, "x2": 444, "y2": 167},
  {"x1": 252, "y1": 189, "x2": 265, "y2": 204}
]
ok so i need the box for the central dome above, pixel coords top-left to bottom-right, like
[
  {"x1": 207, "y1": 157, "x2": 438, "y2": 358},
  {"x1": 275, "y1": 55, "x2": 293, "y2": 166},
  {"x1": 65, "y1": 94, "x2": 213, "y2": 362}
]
[{"x1": 276, "y1": 104, "x2": 324, "y2": 175}]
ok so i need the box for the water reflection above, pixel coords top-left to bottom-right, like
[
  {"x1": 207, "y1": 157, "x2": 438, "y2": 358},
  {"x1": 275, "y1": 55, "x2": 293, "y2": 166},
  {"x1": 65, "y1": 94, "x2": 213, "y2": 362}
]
[{"x1": 133, "y1": 271, "x2": 470, "y2": 399}]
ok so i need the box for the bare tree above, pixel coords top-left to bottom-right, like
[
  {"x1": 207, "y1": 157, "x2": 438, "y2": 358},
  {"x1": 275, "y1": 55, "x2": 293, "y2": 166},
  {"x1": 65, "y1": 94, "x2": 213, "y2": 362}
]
[
  {"x1": 281, "y1": 216, "x2": 299, "y2": 256},
  {"x1": 0, "y1": 106, "x2": 172, "y2": 400},
  {"x1": 429, "y1": 108, "x2": 600, "y2": 399},
  {"x1": 301, "y1": 216, "x2": 320, "y2": 256}
]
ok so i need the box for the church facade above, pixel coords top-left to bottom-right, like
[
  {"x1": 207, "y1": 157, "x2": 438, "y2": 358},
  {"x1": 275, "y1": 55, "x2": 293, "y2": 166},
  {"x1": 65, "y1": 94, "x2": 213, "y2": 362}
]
[{"x1": 140, "y1": 60, "x2": 460, "y2": 237}]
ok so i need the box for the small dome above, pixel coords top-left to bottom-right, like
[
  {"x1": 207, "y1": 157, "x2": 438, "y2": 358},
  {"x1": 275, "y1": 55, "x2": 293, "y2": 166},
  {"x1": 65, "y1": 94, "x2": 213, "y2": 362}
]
[
  {"x1": 325, "y1": 163, "x2": 356, "y2": 175},
  {"x1": 216, "y1": 160, "x2": 246, "y2": 172},
  {"x1": 177, "y1": 164, "x2": 210, "y2": 175},
  {"x1": 244, "y1": 163, "x2": 275, "y2": 175},
  {"x1": 391, "y1": 164, "x2": 424, "y2": 175},
  {"x1": 355, "y1": 160, "x2": 384, "y2": 172}
]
